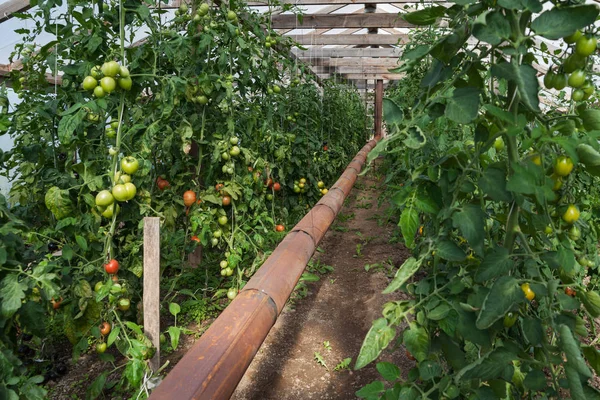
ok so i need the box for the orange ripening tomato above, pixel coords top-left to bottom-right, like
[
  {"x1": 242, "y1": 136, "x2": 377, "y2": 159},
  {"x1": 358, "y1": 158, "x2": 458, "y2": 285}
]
[
  {"x1": 183, "y1": 190, "x2": 197, "y2": 207},
  {"x1": 191, "y1": 236, "x2": 200, "y2": 243},
  {"x1": 275, "y1": 224, "x2": 285, "y2": 232}
]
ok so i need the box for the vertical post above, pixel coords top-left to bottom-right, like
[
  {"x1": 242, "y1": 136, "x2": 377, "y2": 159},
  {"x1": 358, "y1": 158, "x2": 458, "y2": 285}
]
[
  {"x1": 374, "y1": 79, "x2": 383, "y2": 139},
  {"x1": 144, "y1": 217, "x2": 161, "y2": 372}
]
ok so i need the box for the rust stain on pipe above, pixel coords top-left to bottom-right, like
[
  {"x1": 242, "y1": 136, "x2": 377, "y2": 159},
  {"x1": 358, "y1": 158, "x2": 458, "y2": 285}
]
[{"x1": 148, "y1": 139, "x2": 377, "y2": 400}]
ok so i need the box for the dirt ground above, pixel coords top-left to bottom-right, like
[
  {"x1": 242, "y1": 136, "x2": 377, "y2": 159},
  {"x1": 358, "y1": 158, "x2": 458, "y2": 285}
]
[{"x1": 231, "y1": 169, "x2": 412, "y2": 400}]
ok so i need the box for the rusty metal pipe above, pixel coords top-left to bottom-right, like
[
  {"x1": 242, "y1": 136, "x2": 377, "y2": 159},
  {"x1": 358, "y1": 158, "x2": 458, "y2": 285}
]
[{"x1": 149, "y1": 139, "x2": 377, "y2": 400}]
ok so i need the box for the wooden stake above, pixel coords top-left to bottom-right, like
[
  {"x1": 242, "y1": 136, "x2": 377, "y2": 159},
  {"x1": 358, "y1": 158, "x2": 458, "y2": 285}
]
[
  {"x1": 375, "y1": 79, "x2": 383, "y2": 139},
  {"x1": 143, "y1": 217, "x2": 161, "y2": 372}
]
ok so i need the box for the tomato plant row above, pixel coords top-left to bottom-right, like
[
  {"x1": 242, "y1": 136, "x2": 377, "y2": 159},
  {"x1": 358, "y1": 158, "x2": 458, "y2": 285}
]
[
  {"x1": 0, "y1": 0, "x2": 367, "y2": 397},
  {"x1": 356, "y1": 3, "x2": 600, "y2": 400}
]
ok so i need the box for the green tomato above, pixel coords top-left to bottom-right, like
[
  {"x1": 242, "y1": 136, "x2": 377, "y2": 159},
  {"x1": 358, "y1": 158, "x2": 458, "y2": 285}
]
[
  {"x1": 91, "y1": 65, "x2": 102, "y2": 79},
  {"x1": 96, "y1": 343, "x2": 107, "y2": 354},
  {"x1": 493, "y1": 137, "x2": 505, "y2": 151},
  {"x1": 582, "y1": 81, "x2": 594, "y2": 97},
  {"x1": 572, "y1": 89, "x2": 585, "y2": 102},
  {"x1": 95, "y1": 190, "x2": 115, "y2": 207},
  {"x1": 197, "y1": 95, "x2": 208, "y2": 105},
  {"x1": 213, "y1": 229, "x2": 223, "y2": 238},
  {"x1": 503, "y1": 312, "x2": 517, "y2": 328},
  {"x1": 568, "y1": 225, "x2": 581, "y2": 241},
  {"x1": 229, "y1": 146, "x2": 241, "y2": 157},
  {"x1": 119, "y1": 65, "x2": 130, "y2": 77},
  {"x1": 211, "y1": 238, "x2": 219, "y2": 246},
  {"x1": 220, "y1": 260, "x2": 228, "y2": 269},
  {"x1": 83, "y1": 76, "x2": 98, "y2": 90},
  {"x1": 227, "y1": 10, "x2": 237, "y2": 21},
  {"x1": 266, "y1": 194, "x2": 273, "y2": 200},
  {"x1": 563, "y1": 54, "x2": 586, "y2": 73},
  {"x1": 273, "y1": 85, "x2": 281, "y2": 94},
  {"x1": 226, "y1": 167, "x2": 234, "y2": 175},
  {"x1": 124, "y1": 182, "x2": 137, "y2": 200},
  {"x1": 101, "y1": 61, "x2": 120, "y2": 77},
  {"x1": 93, "y1": 86, "x2": 106, "y2": 98},
  {"x1": 221, "y1": 152, "x2": 230, "y2": 161},
  {"x1": 227, "y1": 288, "x2": 237, "y2": 300},
  {"x1": 108, "y1": 147, "x2": 118, "y2": 156},
  {"x1": 105, "y1": 127, "x2": 116, "y2": 138},
  {"x1": 564, "y1": 30, "x2": 583, "y2": 44},
  {"x1": 112, "y1": 184, "x2": 129, "y2": 202},
  {"x1": 554, "y1": 156, "x2": 574, "y2": 177},
  {"x1": 543, "y1": 72, "x2": 555, "y2": 89},
  {"x1": 121, "y1": 156, "x2": 139, "y2": 174},
  {"x1": 575, "y1": 36, "x2": 597, "y2": 57},
  {"x1": 100, "y1": 77, "x2": 116, "y2": 93},
  {"x1": 229, "y1": 136, "x2": 239, "y2": 145},
  {"x1": 117, "y1": 298, "x2": 130, "y2": 311},
  {"x1": 218, "y1": 215, "x2": 228, "y2": 226},
  {"x1": 94, "y1": 281, "x2": 104, "y2": 292},
  {"x1": 199, "y1": 3, "x2": 210, "y2": 15},
  {"x1": 568, "y1": 70, "x2": 586, "y2": 88},
  {"x1": 118, "y1": 77, "x2": 132, "y2": 91},
  {"x1": 102, "y1": 203, "x2": 118, "y2": 218},
  {"x1": 224, "y1": 267, "x2": 233, "y2": 276},
  {"x1": 119, "y1": 174, "x2": 131, "y2": 184},
  {"x1": 553, "y1": 74, "x2": 567, "y2": 90}
]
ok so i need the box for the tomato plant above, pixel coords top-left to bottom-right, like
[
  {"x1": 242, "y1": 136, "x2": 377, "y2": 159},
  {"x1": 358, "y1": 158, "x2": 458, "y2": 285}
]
[
  {"x1": 355, "y1": 4, "x2": 600, "y2": 400},
  {"x1": 0, "y1": 0, "x2": 367, "y2": 394}
]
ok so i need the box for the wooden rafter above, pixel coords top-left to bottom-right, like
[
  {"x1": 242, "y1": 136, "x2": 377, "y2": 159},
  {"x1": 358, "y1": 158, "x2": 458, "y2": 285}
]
[
  {"x1": 271, "y1": 13, "x2": 413, "y2": 29},
  {"x1": 293, "y1": 48, "x2": 402, "y2": 58},
  {"x1": 249, "y1": 0, "x2": 444, "y2": 5},
  {"x1": 287, "y1": 34, "x2": 405, "y2": 45},
  {"x1": 0, "y1": 0, "x2": 30, "y2": 23}
]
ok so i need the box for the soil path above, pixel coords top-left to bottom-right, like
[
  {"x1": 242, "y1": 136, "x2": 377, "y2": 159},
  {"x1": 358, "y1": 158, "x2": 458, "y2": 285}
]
[{"x1": 232, "y1": 168, "x2": 412, "y2": 400}]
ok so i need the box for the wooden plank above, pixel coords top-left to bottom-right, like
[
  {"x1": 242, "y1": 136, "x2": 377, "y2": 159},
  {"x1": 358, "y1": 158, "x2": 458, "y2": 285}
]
[
  {"x1": 293, "y1": 47, "x2": 402, "y2": 58},
  {"x1": 249, "y1": 0, "x2": 444, "y2": 4},
  {"x1": 0, "y1": 0, "x2": 30, "y2": 23},
  {"x1": 287, "y1": 34, "x2": 405, "y2": 45},
  {"x1": 307, "y1": 57, "x2": 401, "y2": 67},
  {"x1": 374, "y1": 79, "x2": 383, "y2": 139},
  {"x1": 272, "y1": 13, "x2": 413, "y2": 29},
  {"x1": 143, "y1": 217, "x2": 161, "y2": 373},
  {"x1": 319, "y1": 72, "x2": 403, "y2": 80},
  {"x1": 311, "y1": 65, "x2": 399, "y2": 74}
]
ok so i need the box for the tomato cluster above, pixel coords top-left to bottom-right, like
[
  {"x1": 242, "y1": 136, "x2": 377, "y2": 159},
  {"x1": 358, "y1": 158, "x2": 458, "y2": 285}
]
[
  {"x1": 82, "y1": 60, "x2": 132, "y2": 98},
  {"x1": 544, "y1": 31, "x2": 597, "y2": 102}
]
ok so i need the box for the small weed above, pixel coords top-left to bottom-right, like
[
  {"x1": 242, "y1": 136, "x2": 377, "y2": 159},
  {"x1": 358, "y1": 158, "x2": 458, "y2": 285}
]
[
  {"x1": 334, "y1": 357, "x2": 352, "y2": 371},
  {"x1": 356, "y1": 201, "x2": 373, "y2": 209},
  {"x1": 323, "y1": 341, "x2": 332, "y2": 351},
  {"x1": 333, "y1": 225, "x2": 349, "y2": 232},
  {"x1": 354, "y1": 243, "x2": 363, "y2": 258},
  {"x1": 329, "y1": 278, "x2": 336, "y2": 284},
  {"x1": 307, "y1": 259, "x2": 334, "y2": 274},
  {"x1": 314, "y1": 352, "x2": 329, "y2": 370},
  {"x1": 337, "y1": 212, "x2": 355, "y2": 223}
]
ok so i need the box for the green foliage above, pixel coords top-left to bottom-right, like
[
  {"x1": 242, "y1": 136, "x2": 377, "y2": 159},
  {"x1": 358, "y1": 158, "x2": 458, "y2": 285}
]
[
  {"x1": 357, "y1": 1, "x2": 600, "y2": 399},
  {"x1": 1, "y1": 0, "x2": 366, "y2": 396}
]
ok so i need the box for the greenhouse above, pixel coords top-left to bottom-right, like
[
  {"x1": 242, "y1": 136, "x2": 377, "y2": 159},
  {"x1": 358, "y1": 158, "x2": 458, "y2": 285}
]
[{"x1": 1, "y1": 0, "x2": 600, "y2": 399}]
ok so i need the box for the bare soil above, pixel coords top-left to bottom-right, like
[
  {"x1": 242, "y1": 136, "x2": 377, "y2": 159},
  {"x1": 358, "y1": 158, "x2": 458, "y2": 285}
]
[{"x1": 231, "y1": 170, "x2": 412, "y2": 400}]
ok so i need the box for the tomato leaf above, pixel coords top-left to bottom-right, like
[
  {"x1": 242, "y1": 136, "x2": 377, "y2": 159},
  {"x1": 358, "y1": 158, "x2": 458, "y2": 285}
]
[
  {"x1": 475, "y1": 246, "x2": 514, "y2": 283},
  {"x1": 456, "y1": 347, "x2": 515, "y2": 381},
  {"x1": 582, "y1": 346, "x2": 600, "y2": 376},
  {"x1": 402, "y1": 6, "x2": 446, "y2": 26},
  {"x1": 399, "y1": 205, "x2": 419, "y2": 249},
  {"x1": 44, "y1": 187, "x2": 75, "y2": 221},
  {"x1": 403, "y1": 322, "x2": 430, "y2": 362},
  {"x1": 522, "y1": 317, "x2": 544, "y2": 345},
  {"x1": 452, "y1": 204, "x2": 485, "y2": 257},
  {"x1": 579, "y1": 109, "x2": 600, "y2": 132},
  {"x1": 0, "y1": 274, "x2": 27, "y2": 318},
  {"x1": 435, "y1": 240, "x2": 466, "y2": 262},
  {"x1": 107, "y1": 326, "x2": 120, "y2": 347},
  {"x1": 445, "y1": 87, "x2": 481, "y2": 124},
  {"x1": 168, "y1": 325, "x2": 182, "y2": 350},
  {"x1": 85, "y1": 371, "x2": 108, "y2": 400},
  {"x1": 559, "y1": 324, "x2": 592, "y2": 379},
  {"x1": 531, "y1": 5, "x2": 599, "y2": 40},
  {"x1": 355, "y1": 318, "x2": 396, "y2": 370},
  {"x1": 472, "y1": 10, "x2": 511, "y2": 46},
  {"x1": 376, "y1": 362, "x2": 400, "y2": 381},
  {"x1": 491, "y1": 62, "x2": 540, "y2": 112},
  {"x1": 355, "y1": 381, "x2": 385, "y2": 399},
  {"x1": 476, "y1": 276, "x2": 524, "y2": 329},
  {"x1": 383, "y1": 257, "x2": 421, "y2": 294}
]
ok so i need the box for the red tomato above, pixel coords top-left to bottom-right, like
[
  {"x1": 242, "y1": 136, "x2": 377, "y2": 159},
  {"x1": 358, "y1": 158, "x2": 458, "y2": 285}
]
[
  {"x1": 191, "y1": 236, "x2": 200, "y2": 243},
  {"x1": 215, "y1": 183, "x2": 224, "y2": 191},
  {"x1": 104, "y1": 259, "x2": 119, "y2": 274},
  {"x1": 51, "y1": 297, "x2": 63, "y2": 310},
  {"x1": 265, "y1": 178, "x2": 273, "y2": 188},
  {"x1": 222, "y1": 195, "x2": 231, "y2": 206},
  {"x1": 323, "y1": 145, "x2": 328, "y2": 151},
  {"x1": 275, "y1": 224, "x2": 285, "y2": 232},
  {"x1": 157, "y1": 177, "x2": 170, "y2": 191},
  {"x1": 100, "y1": 322, "x2": 111, "y2": 336},
  {"x1": 183, "y1": 190, "x2": 197, "y2": 207},
  {"x1": 273, "y1": 182, "x2": 281, "y2": 191}
]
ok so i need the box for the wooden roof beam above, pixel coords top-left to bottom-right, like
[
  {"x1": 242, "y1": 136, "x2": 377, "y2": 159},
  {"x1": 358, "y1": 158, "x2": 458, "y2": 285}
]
[
  {"x1": 0, "y1": 0, "x2": 30, "y2": 23},
  {"x1": 271, "y1": 13, "x2": 413, "y2": 29},
  {"x1": 249, "y1": 0, "x2": 444, "y2": 5},
  {"x1": 287, "y1": 34, "x2": 405, "y2": 45},
  {"x1": 292, "y1": 47, "x2": 402, "y2": 58}
]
